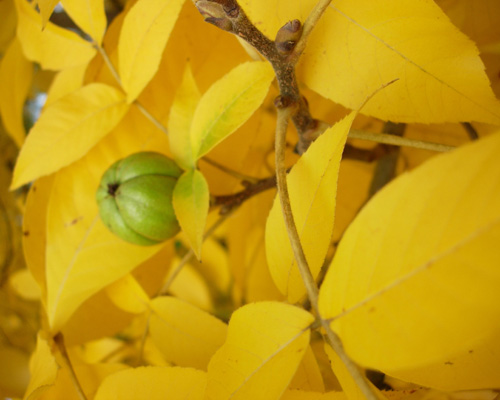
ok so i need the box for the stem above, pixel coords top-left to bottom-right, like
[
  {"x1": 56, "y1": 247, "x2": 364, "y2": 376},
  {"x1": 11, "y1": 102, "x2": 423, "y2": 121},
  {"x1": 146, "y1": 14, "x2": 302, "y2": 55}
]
[
  {"x1": 275, "y1": 107, "x2": 378, "y2": 400},
  {"x1": 274, "y1": 107, "x2": 319, "y2": 310},
  {"x1": 95, "y1": 44, "x2": 122, "y2": 86},
  {"x1": 96, "y1": 45, "x2": 170, "y2": 136},
  {"x1": 290, "y1": 0, "x2": 332, "y2": 63},
  {"x1": 349, "y1": 129, "x2": 455, "y2": 152},
  {"x1": 134, "y1": 102, "x2": 169, "y2": 136},
  {"x1": 54, "y1": 333, "x2": 88, "y2": 400},
  {"x1": 158, "y1": 210, "x2": 235, "y2": 296},
  {"x1": 201, "y1": 157, "x2": 260, "y2": 183},
  {"x1": 137, "y1": 311, "x2": 151, "y2": 366},
  {"x1": 213, "y1": 175, "x2": 277, "y2": 214}
]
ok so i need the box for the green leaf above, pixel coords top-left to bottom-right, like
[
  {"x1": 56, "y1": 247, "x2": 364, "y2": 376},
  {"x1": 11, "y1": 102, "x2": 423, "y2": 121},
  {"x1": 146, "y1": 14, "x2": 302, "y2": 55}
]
[
  {"x1": 173, "y1": 169, "x2": 209, "y2": 259},
  {"x1": 190, "y1": 61, "x2": 274, "y2": 161}
]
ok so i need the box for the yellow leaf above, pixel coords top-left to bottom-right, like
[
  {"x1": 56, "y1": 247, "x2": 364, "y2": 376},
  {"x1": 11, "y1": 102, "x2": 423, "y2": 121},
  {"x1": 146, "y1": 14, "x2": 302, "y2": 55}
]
[
  {"x1": 281, "y1": 390, "x2": 347, "y2": 400},
  {"x1": 241, "y1": 0, "x2": 500, "y2": 124},
  {"x1": 61, "y1": 289, "x2": 134, "y2": 346},
  {"x1": 0, "y1": 345, "x2": 29, "y2": 398},
  {"x1": 39, "y1": 363, "x2": 128, "y2": 400},
  {"x1": 22, "y1": 175, "x2": 54, "y2": 304},
  {"x1": 149, "y1": 296, "x2": 227, "y2": 370},
  {"x1": 106, "y1": 274, "x2": 151, "y2": 314},
  {"x1": 11, "y1": 83, "x2": 129, "y2": 189},
  {"x1": 166, "y1": 257, "x2": 213, "y2": 311},
  {"x1": 205, "y1": 302, "x2": 314, "y2": 400},
  {"x1": 9, "y1": 268, "x2": 41, "y2": 301},
  {"x1": 61, "y1": 0, "x2": 107, "y2": 45},
  {"x1": 319, "y1": 132, "x2": 500, "y2": 390},
  {"x1": 168, "y1": 64, "x2": 200, "y2": 170},
  {"x1": 290, "y1": 346, "x2": 325, "y2": 392},
  {"x1": 173, "y1": 169, "x2": 209, "y2": 259},
  {"x1": 94, "y1": 366, "x2": 206, "y2": 400},
  {"x1": 37, "y1": 0, "x2": 59, "y2": 28},
  {"x1": 323, "y1": 343, "x2": 385, "y2": 400},
  {"x1": 118, "y1": 0, "x2": 185, "y2": 102},
  {"x1": 0, "y1": 0, "x2": 16, "y2": 52},
  {"x1": 436, "y1": 0, "x2": 500, "y2": 47},
  {"x1": 190, "y1": 237, "x2": 231, "y2": 294},
  {"x1": 44, "y1": 109, "x2": 170, "y2": 333},
  {"x1": 45, "y1": 64, "x2": 87, "y2": 107},
  {"x1": 190, "y1": 61, "x2": 274, "y2": 161},
  {"x1": 15, "y1": 0, "x2": 96, "y2": 70},
  {"x1": 23, "y1": 334, "x2": 58, "y2": 400},
  {"x1": 303, "y1": 1, "x2": 500, "y2": 124},
  {"x1": 0, "y1": 38, "x2": 33, "y2": 147},
  {"x1": 265, "y1": 112, "x2": 356, "y2": 303}
]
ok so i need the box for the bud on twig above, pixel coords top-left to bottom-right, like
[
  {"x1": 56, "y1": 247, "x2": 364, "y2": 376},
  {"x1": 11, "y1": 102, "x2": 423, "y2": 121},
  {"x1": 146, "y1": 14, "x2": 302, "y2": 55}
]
[
  {"x1": 196, "y1": 1, "x2": 233, "y2": 32},
  {"x1": 275, "y1": 19, "x2": 302, "y2": 55}
]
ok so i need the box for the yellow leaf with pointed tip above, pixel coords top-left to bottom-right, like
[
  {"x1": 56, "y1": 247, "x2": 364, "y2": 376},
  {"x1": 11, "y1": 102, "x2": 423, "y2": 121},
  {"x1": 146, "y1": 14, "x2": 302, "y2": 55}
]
[
  {"x1": 22, "y1": 175, "x2": 54, "y2": 305},
  {"x1": 149, "y1": 296, "x2": 227, "y2": 370},
  {"x1": 11, "y1": 83, "x2": 129, "y2": 189},
  {"x1": 0, "y1": 38, "x2": 32, "y2": 147},
  {"x1": 205, "y1": 302, "x2": 314, "y2": 400},
  {"x1": 265, "y1": 112, "x2": 356, "y2": 303},
  {"x1": 241, "y1": 0, "x2": 500, "y2": 124},
  {"x1": 118, "y1": 0, "x2": 185, "y2": 102},
  {"x1": 324, "y1": 343, "x2": 385, "y2": 400},
  {"x1": 39, "y1": 363, "x2": 128, "y2": 400},
  {"x1": 437, "y1": 0, "x2": 500, "y2": 47},
  {"x1": 290, "y1": 346, "x2": 325, "y2": 392},
  {"x1": 168, "y1": 64, "x2": 200, "y2": 170},
  {"x1": 173, "y1": 169, "x2": 209, "y2": 259},
  {"x1": 44, "y1": 109, "x2": 170, "y2": 333},
  {"x1": 61, "y1": 0, "x2": 106, "y2": 45},
  {"x1": 37, "y1": 0, "x2": 59, "y2": 28},
  {"x1": 190, "y1": 61, "x2": 274, "y2": 161},
  {"x1": 45, "y1": 65, "x2": 87, "y2": 107},
  {"x1": 94, "y1": 366, "x2": 206, "y2": 400},
  {"x1": 106, "y1": 274, "x2": 150, "y2": 314},
  {"x1": 24, "y1": 334, "x2": 58, "y2": 400},
  {"x1": 319, "y1": 132, "x2": 500, "y2": 391},
  {"x1": 15, "y1": 0, "x2": 96, "y2": 70}
]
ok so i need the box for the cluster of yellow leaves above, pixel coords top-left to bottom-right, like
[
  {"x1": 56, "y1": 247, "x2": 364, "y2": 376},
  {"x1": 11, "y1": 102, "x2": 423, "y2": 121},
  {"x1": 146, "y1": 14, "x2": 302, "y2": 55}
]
[{"x1": 0, "y1": 0, "x2": 499, "y2": 399}]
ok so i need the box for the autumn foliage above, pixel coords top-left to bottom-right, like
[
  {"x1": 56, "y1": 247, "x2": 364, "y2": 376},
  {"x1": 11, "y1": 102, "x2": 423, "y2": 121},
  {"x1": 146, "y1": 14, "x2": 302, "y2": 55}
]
[{"x1": 0, "y1": 0, "x2": 500, "y2": 399}]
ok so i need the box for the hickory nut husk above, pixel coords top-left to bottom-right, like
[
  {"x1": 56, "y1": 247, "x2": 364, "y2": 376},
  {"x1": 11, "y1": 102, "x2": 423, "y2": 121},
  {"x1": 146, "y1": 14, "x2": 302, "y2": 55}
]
[{"x1": 96, "y1": 152, "x2": 183, "y2": 246}]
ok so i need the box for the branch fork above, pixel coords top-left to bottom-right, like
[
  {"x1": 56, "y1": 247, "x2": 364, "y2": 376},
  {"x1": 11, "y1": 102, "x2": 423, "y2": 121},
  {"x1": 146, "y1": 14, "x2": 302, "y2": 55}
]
[{"x1": 195, "y1": 0, "x2": 325, "y2": 153}]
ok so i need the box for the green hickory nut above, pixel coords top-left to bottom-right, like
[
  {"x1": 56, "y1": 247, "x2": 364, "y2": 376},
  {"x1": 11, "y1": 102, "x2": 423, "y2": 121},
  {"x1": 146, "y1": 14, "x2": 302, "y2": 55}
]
[{"x1": 96, "y1": 152, "x2": 183, "y2": 246}]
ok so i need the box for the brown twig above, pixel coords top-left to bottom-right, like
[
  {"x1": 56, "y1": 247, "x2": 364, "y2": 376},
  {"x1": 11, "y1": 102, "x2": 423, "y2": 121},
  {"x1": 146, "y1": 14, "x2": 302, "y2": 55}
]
[
  {"x1": 195, "y1": 0, "x2": 318, "y2": 152},
  {"x1": 195, "y1": 1, "x2": 379, "y2": 397},
  {"x1": 212, "y1": 175, "x2": 277, "y2": 214}
]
